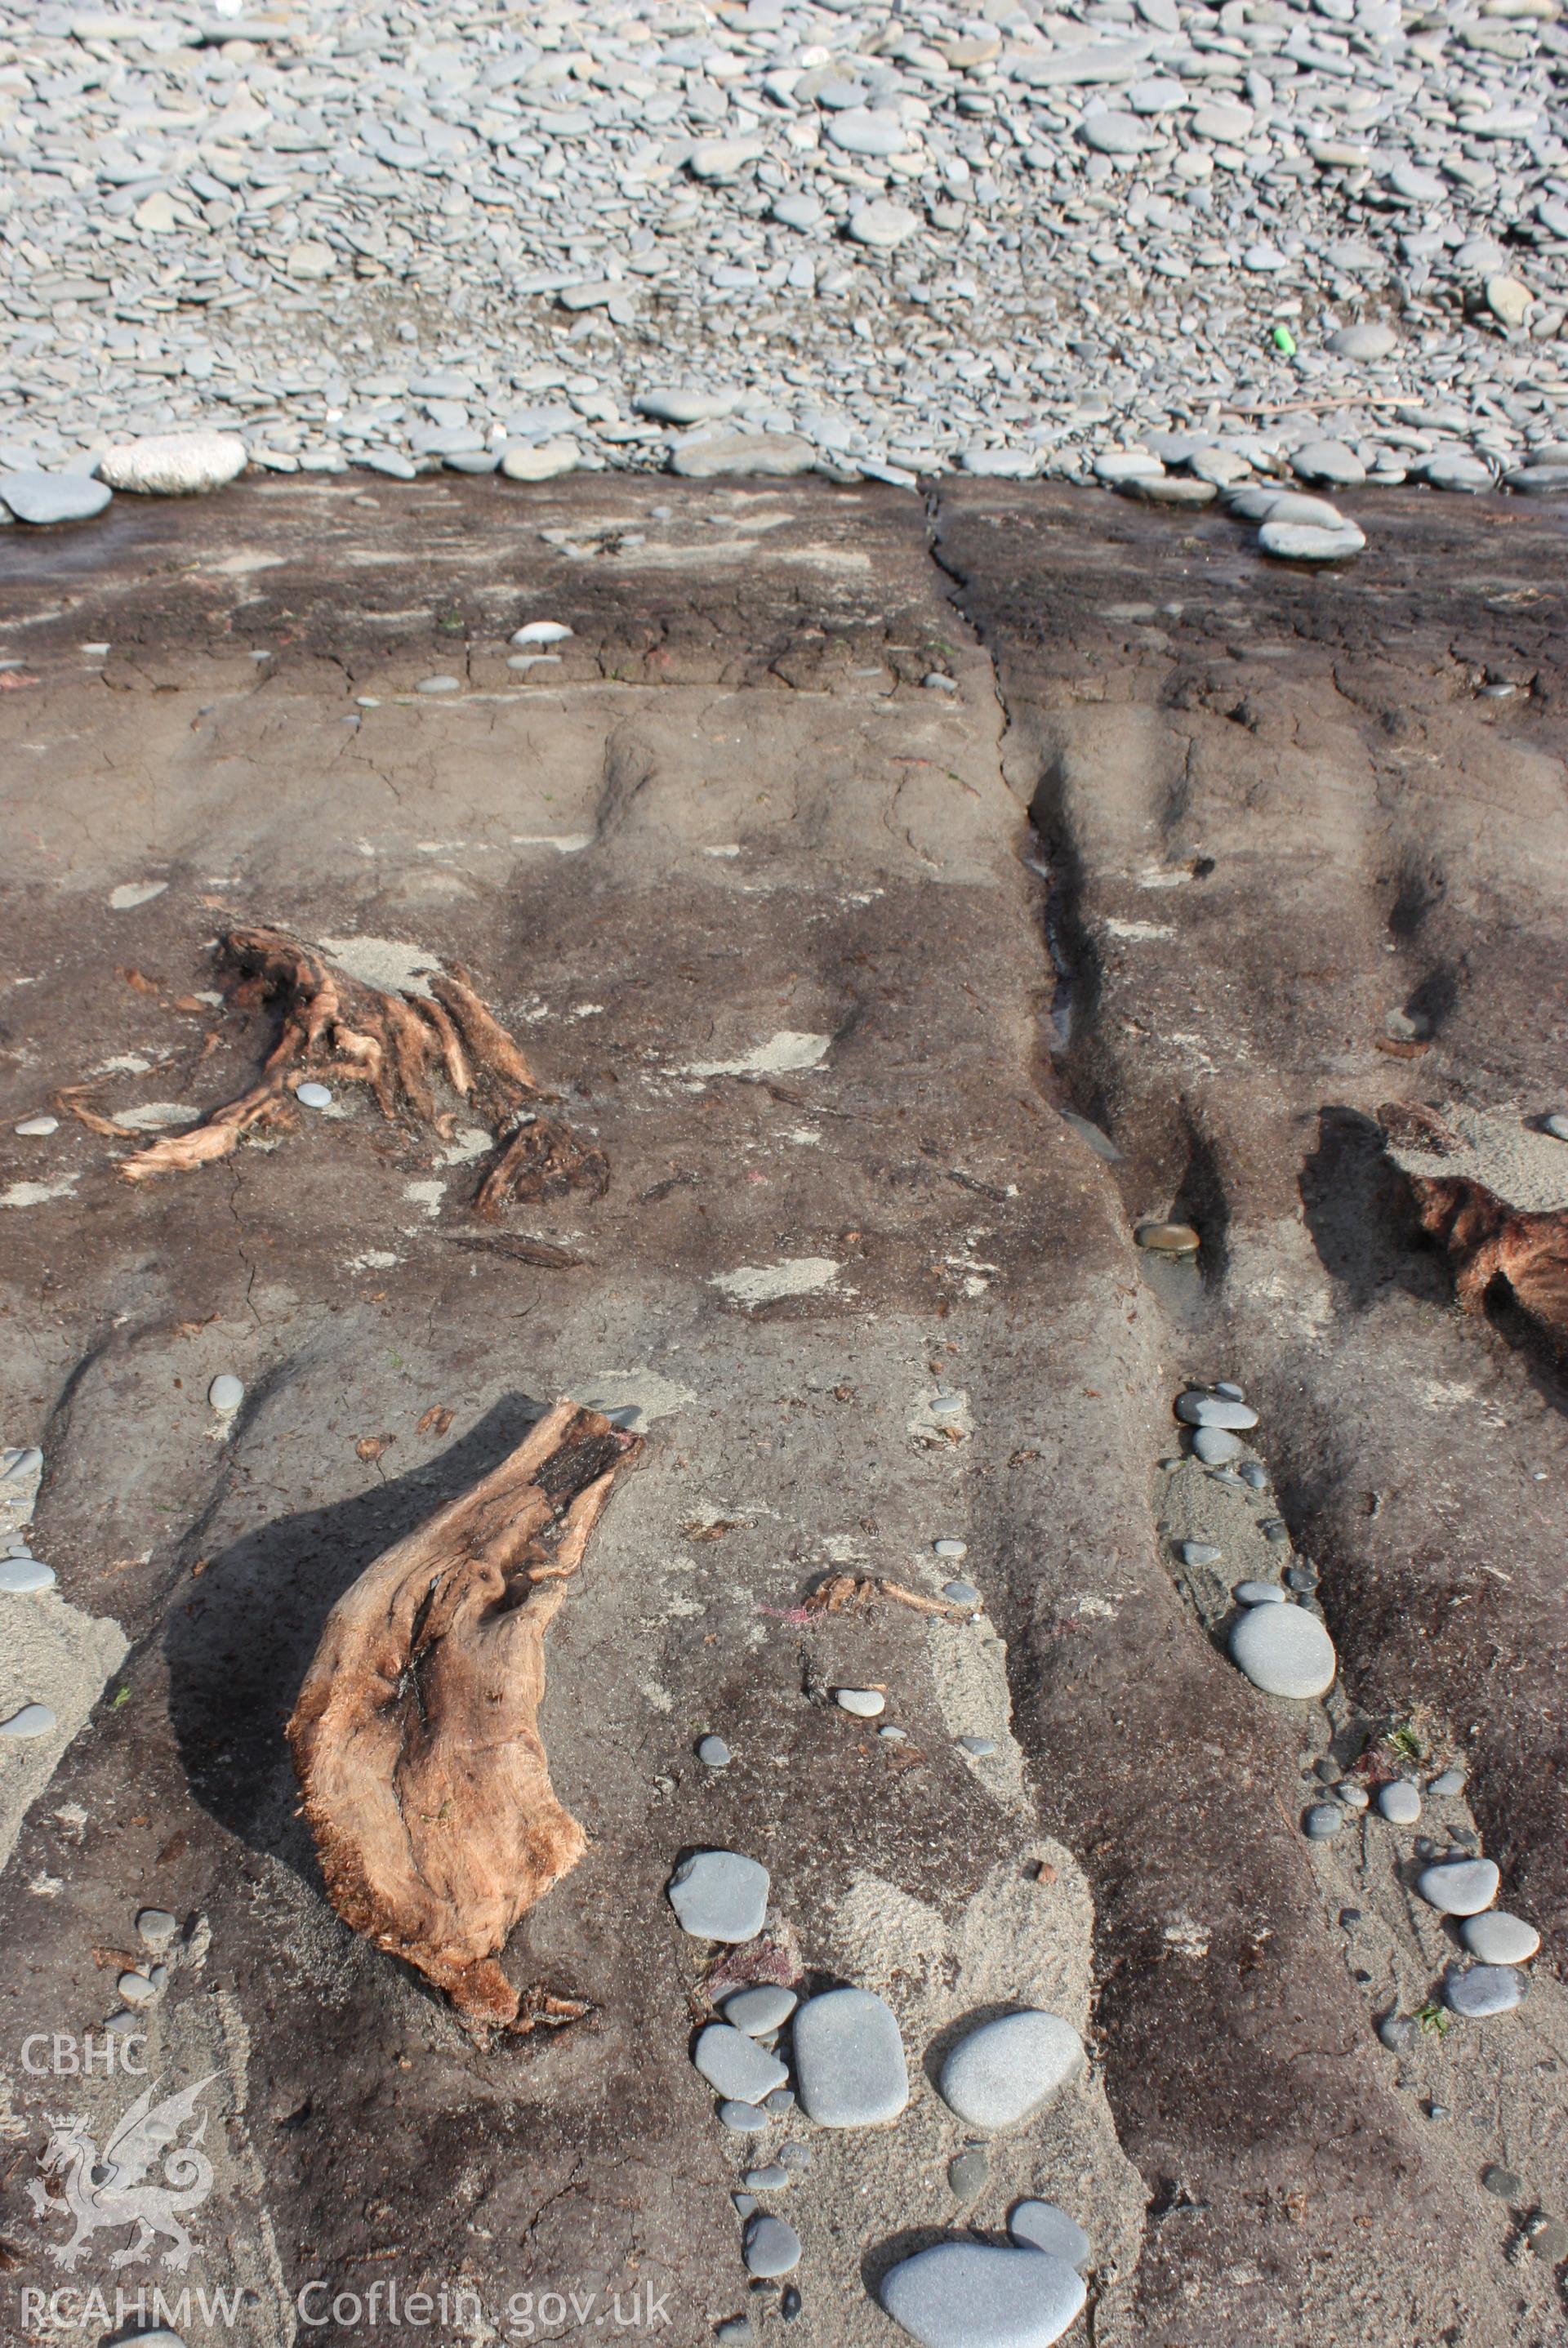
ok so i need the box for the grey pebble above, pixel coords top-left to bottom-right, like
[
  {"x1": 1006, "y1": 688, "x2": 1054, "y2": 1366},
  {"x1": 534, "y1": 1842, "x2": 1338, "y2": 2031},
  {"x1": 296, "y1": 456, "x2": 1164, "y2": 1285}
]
[
  {"x1": 1303, "y1": 1803, "x2": 1344, "y2": 1839},
  {"x1": 1428, "y1": 1768, "x2": 1466, "y2": 1797},
  {"x1": 0, "y1": 1557, "x2": 56, "y2": 1594},
  {"x1": 1379, "y1": 1780, "x2": 1422, "y2": 1826},
  {"x1": 1229, "y1": 1605, "x2": 1337, "y2": 1700},
  {"x1": 415, "y1": 676, "x2": 462, "y2": 696},
  {"x1": 693, "y1": 2025, "x2": 789, "y2": 2105},
  {"x1": 943, "y1": 1581, "x2": 981, "y2": 1608},
  {"x1": 668, "y1": 1851, "x2": 769, "y2": 1942},
  {"x1": 781, "y1": 2284, "x2": 802, "y2": 2321},
  {"x1": 1008, "y1": 2200, "x2": 1092, "y2": 2270},
  {"x1": 723, "y1": 1986, "x2": 798, "y2": 2036},
  {"x1": 1192, "y1": 1428, "x2": 1243, "y2": 1466},
  {"x1": 933, "y1": 1538, "x2": 968, "y2": 1561},
  {"x1": 0, "y1": 1704, "x2": 57, "y2": 1740},
  {"x1": 718, "y1": 2101, "x2": 771, "y2": 2134},
  {"x1": 1337, "y1": 1784, "x2": 1370, "y2": 1812},
  {"x1": 1418, "y1": 1858, "x2": 1500, "y2": 1916},
  {"x1": 1379, "y1": 2014, "x2": 1417, "y2": 2052},
  {"x1": 938, "y1": 2009, "x2": 1084, "y2": 2131},
  {"x1": 732, "y1": 2192, "x2": 757, "y2": 2219},
  {"x1": 1176, "y1": 1392, "x2": 1258, "y2": 1432},
  {"x1": 958, "y1": 1735, "x2": 997, "y2": 1758},
  {"x1": 715, "y1": 2321, "x2": 755, "y2": 2346},
  {"x1": 742, "y1": 2215, "x2": 800, "y2": 2279},
  {"x1": 778, "y1": 2141, "x2": 811, "y2": 2171},
  {"x1": 765, "y1": 2089, "x2": 796, "y2": 2117},
  {"x1": 791, "y1": 1986, "x2": 908, "y2": 2127},
  {"x1": 1240, "y1": 1463, "x2": 1268, "y2": 1490},
  {"x1": 1460, "y1": 1912, "x2": 1540, "y2": 1966},
  {"x1": 1235, "y1": 1582, "x2": 1286, "y2": 1607},
  {"x1": 948, "y1": 2148, "x2": 989, "y2": 2203},
  {"x1": 1481, "y1": 2163, "x2": 1522, "y2": 2199},
  {"x1": 880, "y1": 2243, "x2": 1086, "y2": 2348},
  {"x1": 743, "y1": 2164, "x2": 790, "y2": 2192},
  {"x1": 1178, "y1": 1541, "x2": 1222, "y2": 1567},
  {"x1": 1445, "y1": 1966, "x2": 1525, "y2": 2020},
  {"x1": 697, "y1": 1735, "x2": 733, "y2": 1770},
  {"x1": 0, "y1": 472, "x2": 113, "y2": 525}
]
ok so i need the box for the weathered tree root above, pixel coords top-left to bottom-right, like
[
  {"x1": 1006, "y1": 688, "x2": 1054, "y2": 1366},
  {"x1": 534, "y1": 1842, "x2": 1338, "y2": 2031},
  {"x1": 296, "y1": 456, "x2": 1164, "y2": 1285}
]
[
  {"x1": 118, "y1": 925, "x2": 608, "y2": 1215},
  {"x1": 1379, "y1": 1101, "x2": 1568, "y2": 1352},
  {"x1": 287, "y1": 1401, "x2": 643, "y2": 2039}
]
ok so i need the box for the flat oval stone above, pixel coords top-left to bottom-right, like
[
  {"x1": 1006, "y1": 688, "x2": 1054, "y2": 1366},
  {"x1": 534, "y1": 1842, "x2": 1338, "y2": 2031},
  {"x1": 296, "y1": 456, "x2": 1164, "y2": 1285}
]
[
  {"x1": 1178, "y1": 1541, "x2": 1222, "y2": 1566},
  {"x1": 949, "y1": 2149, "x2": 988, "y2": 2203},
  {"x1": 881, "y1": 2243, "x2": 1086, "y2": 2348},
  {"x1": 1009, "y1": 2201, "x2": 1091, "y2": 2269},
  {"x1": 1379, "y1": 1780, "x2": 1422, "y2": 1824},
  {"x1": 792, "y1": 1986, "x2": 908, "y2": 2127},
  {"x1": 296, "y1": 1080, "x2": 333, "y2": 1109},
  {"x1": 0, "y1": 470, "x2": 114, "y2": 525},
  {"x1": 0, "y1": 1557, "x2": 56, "y2": 1594},
  {"x1": 694, "y1": 2023, "x2": 789, "y2": 2105},
  {"x1": 1327, "y1": 323, "x2": 1399, "y2": 360},
  {"x1": 1079, "y1": 111, "x2": 1151, "y2": 155},
  {"x1": 723, "y1": 1985, "x2": 798, "y2": 2035},
  {"x1": 209, "y1": 1374, "x2": 244, "y2": 1413},
  {"x1": 718, "y1": 2101, "x2": 770, "y2": 2132},
  {"x1": 1192, "y1": 1427, "x2": 1243, "y2": 1464},
  {"x1": 1291, "y1": 439, "x2": 1367, "y2": 487},
  {"x1": 1229, "y1": 1605, "x2": 1337, "y2": 1700},
  {"x1": 1460, "y1": 1911, "x2": 1540, "y2": 1966},
  {"x1": 835, "y1": 1687, "x2": 885, "y2": 1718},
  {"x1": 1337, "y1": 1783, "x2": 1370, "y2": 1811},
  {"x1": 15, "y1": 1116, "x2": 59, "y2": 1136},
  {"x1": 933, "y1": 1538, "x2": 968, "y2": 1560},
  {"x1": 1259, "y1": 520, "x2": 1366, "y2": 562},
  {"x1": 668, "y1": 1849, "x2": 769, "y2": 1941},
  {"x1": 943, "y1": 1580, "x2": 981, "y2": 1608},
  {"x1": 512, "y1": 622, "x2": 573, "y2": 646},
  {"x1": 1418, "y1": 1858, "x2": 1500, "y2": 1916},
  {"x1": 1235, "y1": 1581, "x2": 1285, "y2": 1606},
  {"x1": 1445, "y1": 1965, "x2": 1524, "y2": 2019},
  {"x1": 743, "y1": 2214, "x2": 801, "y2": 2278},
  {"x1": 1304, "y1": 1803, "x2": 1343, "y2": 1838},
  {"x1": 938, "y1": 2010, "x2": 1084, "y2": 2131},
  {"x1": 697, "y1": 1734, "x2": 732, "y2": 1769},
  {"x1": 1135, "y1": 1220, "x2": 1199, "y2": 1254},
  {"x1": 118, "y1": 1969, "x2": 158, "y2": 2008},
  {"x1": 0, "y1": 1703, "x2": 57, "y2": 1738},
  {"x1": 1177, "y1": 1392, "x2": 1258, "y2": 1432},
  {"x1": 1428, "y1": 1768, "x2": 1466, "y2": 1796},
  {"x1": 416, "y1": 675, "x2": 462, "y2": 695}
]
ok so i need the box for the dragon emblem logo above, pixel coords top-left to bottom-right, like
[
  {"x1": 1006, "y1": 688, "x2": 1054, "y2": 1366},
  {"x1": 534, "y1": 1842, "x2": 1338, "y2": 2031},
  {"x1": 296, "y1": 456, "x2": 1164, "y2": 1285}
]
[{"x1": 26, "y1": 2072, "x2": 216, "y2": 2271}]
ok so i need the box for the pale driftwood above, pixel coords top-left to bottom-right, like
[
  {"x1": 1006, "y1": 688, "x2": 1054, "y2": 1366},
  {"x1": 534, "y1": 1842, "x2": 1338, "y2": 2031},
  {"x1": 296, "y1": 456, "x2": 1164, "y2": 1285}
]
[
  {"x1": 118, "y1": 925, "x2": 608, "y2": 1215},
  {"x1": 287, "y1": 1401, "x2": 642, "y2": 2036}
]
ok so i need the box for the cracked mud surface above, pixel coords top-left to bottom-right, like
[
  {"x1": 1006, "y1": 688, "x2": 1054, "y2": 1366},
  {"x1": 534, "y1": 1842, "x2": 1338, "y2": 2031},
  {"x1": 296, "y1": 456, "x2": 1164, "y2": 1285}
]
[{"x1": 1, "y1": 478, "x2": 1566, "y2": 2347}]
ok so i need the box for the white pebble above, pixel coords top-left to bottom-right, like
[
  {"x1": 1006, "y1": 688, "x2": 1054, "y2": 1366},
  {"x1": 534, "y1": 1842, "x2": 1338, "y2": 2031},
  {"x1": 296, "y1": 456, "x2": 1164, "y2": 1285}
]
[
  {"x1": 14, "y1": 1116, "x2": 59, "y2": 1137},
  {"x1": 511, "y1": 622, "x2": 573, "y2": 647},
  {"x1": 296, "y1": 1082, "x2": 333, "y2": 1110},
  {"x1": 835, "y1": 1688, "x2": 886, "y2": 1719},
  {"x1": 208, "y1": 1374, "x2": 245, "y2": 1414}
]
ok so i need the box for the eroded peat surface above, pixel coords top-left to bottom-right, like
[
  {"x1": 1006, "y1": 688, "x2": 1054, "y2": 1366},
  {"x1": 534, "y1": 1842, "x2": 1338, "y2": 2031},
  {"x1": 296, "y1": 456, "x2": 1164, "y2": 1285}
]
[{"x1": 0, "y1": 475, "x2": 1565, "y2": 2348}]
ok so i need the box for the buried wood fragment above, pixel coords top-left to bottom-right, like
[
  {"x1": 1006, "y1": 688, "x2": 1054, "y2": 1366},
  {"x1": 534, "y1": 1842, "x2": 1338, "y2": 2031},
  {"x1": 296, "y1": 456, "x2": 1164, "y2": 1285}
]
[
  {"x1": 116, "y1": 925, "x2": 607, "y2": 1214},
  {"x1": 287, "y1": 1401, "x2": 643, "y2": 2037},
  {"x1": 802, "y1": 1571, "x2": 967, "y2": 1620},
  {"x1": 1379, "y1": 1101, "x2": 1568, "y2": 1350}
]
